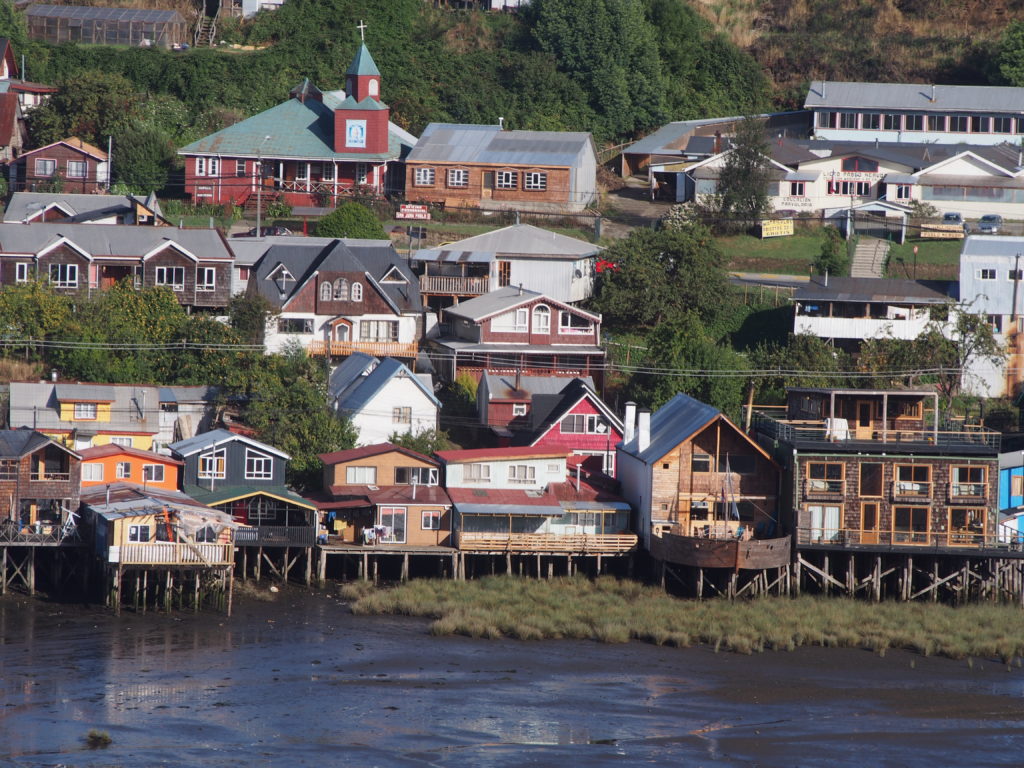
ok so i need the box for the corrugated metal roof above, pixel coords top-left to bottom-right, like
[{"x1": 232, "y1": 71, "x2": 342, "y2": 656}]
[
  {"x1": 805, "y1": 81, "x2": 1024, "y2": 113},
  {"x1": 883, "y1": 173, "x2": 919, "y2": 185},
  {"x1": 319, "y1": 442, "x2": 436, "y2": 466},
  {"x1": 433, "y1": 339, "x2": 605, "y2": 356},
  {"x1": 184, "y1": 484, "x2": 314, "y2": 509},
  {"x1": 962, "y1": 235, "x2": 1024, "y2": 258},
  {"x1": 622, "y1": 393, "x2": 720, "y2": 464},
  {"x1": 334, "y1": 356, "x2": 440, "y2": 413},
  {"x1": 26, "y1": 4, "x2": 185, "y2": 22},
  {"x1": 169, "y1": 428, "x2": 289, "y2": 460},
  {"x1": 0, "y1": 222, "x2": 231, "y2": 260},
  {"x1": 483, "y1": 373, "x2": 593, "y2": 400},
  {"x1": 9, "y1": 382, "x2": 159, "y2": 435},
  {"x1": 794, "y1": 276, "x2": 952, "y2": 304},
  {"x1": 442, "y1": 285, "x2": 542, "y2": 321},
  {"x1": 5, "y1": 192, "x2": 134, "y2": 223},
  {"x1": 407, "y1": 123, "x2": 594, "y2": 167},
  {"x1": 411, "y1": 248, "x2": 494, "y2": 264},
  {"x1": 415, "y1": 224, "x2": 599, "y2": 260}
]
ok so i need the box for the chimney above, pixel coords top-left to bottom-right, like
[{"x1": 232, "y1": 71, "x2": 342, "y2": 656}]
[
  {"x1": 498, "y1": 117, "x2": 504, "y2": 130},
  {"x1": 50, "y1": 369, "x2": 57, "y2": 382},
  {"x1": 713, "y1": 130, "x2": 722, "y2": 155},
  {"x1": 623, "y1": 401, "x2": 636, "y2": 445},
  {"x1": 637, "y1": 409, "x2": 651, "y2": 454},
  {"x1": 518, "y1": 283, "x2": 523, "y2": 296},
  {"x1": 930, "y1": 84, "x2": 936, "y2": 102}
]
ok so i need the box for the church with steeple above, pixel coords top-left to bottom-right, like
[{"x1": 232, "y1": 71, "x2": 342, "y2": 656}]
[{"x1": 178, "y1": 32, "x2": 416, "y2": 209}]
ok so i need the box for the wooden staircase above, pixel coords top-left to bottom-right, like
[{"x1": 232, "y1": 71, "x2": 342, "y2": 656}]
[
  {"x1": 243, "y1": 188, "x2": 281, "y2": 215},
  {"x1": 194, "y1": 15, "x2": 216, "y2": 47}
]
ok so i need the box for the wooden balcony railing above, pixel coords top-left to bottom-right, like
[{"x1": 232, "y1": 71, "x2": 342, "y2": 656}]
[
  {"x1": 797, "y1": 526, "x2": 998, "y2": 549},
  {"x1": 234, "y1": 525, "x2": 315, "y2": 547},
  {"x1": 0, "y1": 520, "x2": 79, "y2": 545},
  {"x1": 30, "y1": 472, "x2": 71, "y2": 482},
  {"x1": 803, "y1": 479, "x2": 845, "y2": 497},
  {"x1": 892, "y1": 481, "x2": 932, "y2": 499},
  {"x1": 308, "y1": 340, "x2": 419, "y2": 358},
  {"x1": 456, "y1": 532, "x2": 638, "y2": 554},
  {"x1": 419, "y1": 275, "x2": 490, "y2": 295},
  {"x1": 115, "y1": 542, "x2": 234, "y2": 566}
]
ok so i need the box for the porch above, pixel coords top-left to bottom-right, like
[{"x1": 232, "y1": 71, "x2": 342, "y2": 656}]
[
  {"x1": 114, "y1": 542, "x2": 235, "y2": 566},
  {"x1": 308, "y1": 339, "x2": 419, "y2": 358},
  {"x1": 455, "y1": 531, "x2": 637, "y2": 554}
]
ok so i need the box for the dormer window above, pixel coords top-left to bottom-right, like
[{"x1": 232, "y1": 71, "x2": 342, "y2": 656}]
[
  {"x1": 334, "y1": 278, "x2": 350, "y2": 301},
  {"x1": 320, "y1": 281, "x2": 332, "y2": 301},
  {"x1": 532, "y1": 304, "x2": 551, "y2": 333},
  {"x1": 269, "y1": 264, "x2": 294, "y2": 294},
  {"x1": 840, "y1": 157, "x2": 878, "y2": 173},
  {"x1": 74, "y1": 402, "x2": 97, "y2": 419},
  {"x1": 380, "y1": 266, "x2": 408, "y2": 284},
  {"x1": 198, "y1": 448, "x2": 226, "y2": 480},
  {"x1": 245, "y1": 448, "x2": 273, "y2": 480},
  {"x1": 352, "y1": 282, "x2": 363, "y2": 301}
]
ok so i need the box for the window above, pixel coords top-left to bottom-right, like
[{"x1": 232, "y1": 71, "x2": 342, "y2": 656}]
[
  {"x1": 1013, "y1": 475, "x2": 1024, "y2": 498},
  {"x1": 197, "y1": 267, "x2": 216, "y2": 292},
  {"x1": 978, "y1": 268, "x2": 996, "y2": 280},
  {"x1": 352, "y1": 283, "x2": 363, "y2": 302},
  {"x1": 320, "y1": 282, "x2": 332, "y2": 301},
  {"x1": 1010, "y1": 270, "x2": 1024, "y2": 281},
  {"x1": 927, "y1": 115, "x2": 946, "y2": 132},
  {"x1": 828, "y1": 180, "x2": 871, "y2": 196},
  {"x1": 465, "y1": 463, "x2": 491, "y2": 483},
  {"x1": 883, "y1": 114, "x2": 901, "y2": 130},
  {"x1": 994, "y1": 116, "x2": 1014, "y2": 133},
  {"x1": 236, "y1": 160, "x2": 246, "y2": 177},
  {"x1": 727, "y1": 455, "x2": 756, "y2": 474},
  {"x1": 893, "y1": 506, "x2": 929, "y2": 544},
  {"x1": 414, "y1": 167, "x2": 435, "y2": 186},
  {"x1": 532, "y1": 304, "x2": 551, "y2": 333},
  {"x1": 895, "y1": 184, "x2": 911, "y2": 200},
  {"x1": 860, "y1": 463, "x2": 883, "y2": 497},
  {"x1": 359, "y1": 320, "x2": 398, "y2": 342},
  {"x1": 295, "y1": 163, "x2": 309, "y2": 181},
  {"x1": 277, "y1": 318, "x2": 314, "y2": 334},
  {"x1": 806, "y1": 503, "x2": 842, "y2": 542},
  {"x1": 949, "y1": 115, "x2": 968, "y2": 132},
  {"x1": 971, "y1": 115, "x2": 988, "y2": 133},
  {"x1": 839, "y1": 112, "x2": 858, "y2": 129},
  {"x1": 393, "y1": 406, "x2": 412, "y2": 424},
  {"x1": 142, "y1": 464, "x2": 165, "y2": 483},
  {"x1": 208, "y1": 158, "x2": 220, "y2": 176},
  {"x1": 320, "y1": 162, "x2": 336, "y2": 181},
  {"x1": 559, "y1": 312, "x2": 593, "y2": 334},
  {"x1": 110, "y1": 436, "x2": 132, "y2": 447},
  {"x1": 333, "y1": 278, "x2": 350, "y2": 301},
  {"x1": 245, "y1": 449, "x2": 273, "y2": 480},
  {"x1": 841, "y1": 157, "x2": 879, "y2": 173},
  {"x1": 789, "y1": 181, "x2": 805, "y2": 196},
  {"x1": 561, "y1": 414, "x2": 606, "y2": 434},
  {"x1": 949, "y1": 508, "x2": 984, "y2": 543},
  {"x1": 861, "y1": 113, "x2": 880, "y2": 130},
  {"x1": 492, "y1": 308, "x2": 528, "y2": 332},
  {"x1": 66, "y1": 160, "x2": 86, "y2": 179},
  {"x1": 345, "y1": 466, "x2": 377, "y2": 485},
  {"x1": 74, "y1": 402, "x2": 97, "y2": 419},
  {"x1": 378, "y1": 507, "x2": 406, "y2": 543},
  {"x1": 904, "y1": 114, "x2": 924, "y2": 131},
  {"x1": 895, "y1": 465, "x2": 931, "y2": 497},
  {"x1": 447, "y1": 169, "x2": 469, "y2": 188},
  {"x1": 155, "y1": 267, "x2": 185, "y2": 290},
  {"x1": 395, "y1": 467, "x2": 438, "y2": 485},
  {"x1": 512, "y1": 404, "x2": 528, "y2": 417},
  {"x1": 496, "y1": 170, "x2": 518, "y2": 189},
  {"x1": 952, "y1": 466, "x2": 986, "y2": 497},
  {"x1": 34, "y1": 158, "x2": 56, "y2": 176},
  {"x1": 354, "y1": 163, "x2": 366, "y2": 185},
  {"x1": 691, "y1": 453, "x2": 712, "y2": 473},
  {"x1": 807, "y1": 462, "x2": 844, "y2": 493},
  {"x1": 816, "y1": 111, "x2": 835, "y2": 128},
  {"x1": 82, "y1": 463, "x2": 103, "y2": 482},
  {"x1": 508, "y1": 464, "x2": 536, "y2": 484},
  {"x1": 49, "y1": 264, "x2": 78, "y2": 288},
  {"x1": 15, "y1": 263, "x2": 29, "y2": 283},
  {"x1": 116, "y1": 462, "x2": 131, "y2": 479},
  {"x1": 524, "y1": 172, "x2": 547, "y2": 191},
  {"x1": 422, "y1": 509, "x2": 442, "y2": 530},
  {"x1": 198, "y1": 449, "x2": 226, "y2": 480},
  {"x1": 128, "y1": 525, "x2": 150, "y2": 543},
  {"x1": 196, "y1": 157, "x2": 207, "y2": 176}
]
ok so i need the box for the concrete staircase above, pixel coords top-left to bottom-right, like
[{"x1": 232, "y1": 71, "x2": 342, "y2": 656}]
[{"x1": 850, "y1": 236, "x2": 889, "y2": 278}]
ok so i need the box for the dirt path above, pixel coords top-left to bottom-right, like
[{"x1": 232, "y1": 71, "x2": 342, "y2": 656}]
[{"x1": 601, "y1": 178, "x2": 673, "y2": 239}]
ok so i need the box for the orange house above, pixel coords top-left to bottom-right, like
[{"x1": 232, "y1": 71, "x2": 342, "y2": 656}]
[{"x1": 78, "y1": 445, "x2": 182, "y2": 492}]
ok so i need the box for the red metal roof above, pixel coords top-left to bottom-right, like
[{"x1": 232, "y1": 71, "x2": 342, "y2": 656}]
[
  {"x1": 548, "y1": 479, "x2": 626, "y2": 505},
  {"x1": 446, "y1": 486, "x2": 560, "y2": 506},
  {"x1": 368, "y1": 485, "x2": 451, "y2": 506},
  {"x1": 319, "y1": 442, "x2": 437, "y2": 466},
  {"x1": 436, "y1": 446, "x2": 568, "y2": 463}
]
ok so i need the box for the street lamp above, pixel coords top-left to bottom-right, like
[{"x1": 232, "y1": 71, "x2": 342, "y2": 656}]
[{"x1": 256, "y1": 135, "x2": 271, "y2": 237}]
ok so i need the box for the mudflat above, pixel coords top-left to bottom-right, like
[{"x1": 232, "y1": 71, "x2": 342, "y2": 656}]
[{"x1": 2, "y1": 588, "x2": 1024, "y2": 766}]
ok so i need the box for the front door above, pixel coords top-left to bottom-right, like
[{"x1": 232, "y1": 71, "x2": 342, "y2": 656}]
[
  {"x1": 809, "y1": 504, "x2": 841, "y2": 543},
  {"x1": 855, "y1": 400, "x2": 874, "y2": 440},
  {"x1": 482, "y1": 172, "x2": 494, "y2": 199},
  {"x1": 861, "y1": 502, "x2": 880, "y2": 544},
  {"x1": 378, "y1": 507, "x2": 406, "y2": 544}
]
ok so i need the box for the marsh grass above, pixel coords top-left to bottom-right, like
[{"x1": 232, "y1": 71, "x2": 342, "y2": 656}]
[
  {"x1": 351, "y1": 576, "x2": 1024, "y2": 662},
  {"x1": 85, "y1": 729, "x2": 112, "y2": 749}
]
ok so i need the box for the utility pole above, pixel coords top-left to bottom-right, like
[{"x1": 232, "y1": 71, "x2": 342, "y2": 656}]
[{"x1": 255, "y1": 135, "x2": 271, "y2": 237}]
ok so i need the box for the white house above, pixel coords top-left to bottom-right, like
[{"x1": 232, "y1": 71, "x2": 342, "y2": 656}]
[
  {"x1": 437, "y1": 446, "x2": 567, "y2": 490},
  {"x1": 328, "y1": 353, "x2": 439, "y2": 445}
]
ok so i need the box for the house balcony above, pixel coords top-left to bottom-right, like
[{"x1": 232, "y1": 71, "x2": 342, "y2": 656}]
[
  {"x1": 948, "y1": 482, "x2": 987, "y2": 502},
  {"x1": 30, "y1": 471, "x2": 71, "y2": 482},
  {"x1": 891, "y1": 481, "x2": 933, "y2": 501},
  {"x1": 794, "y1": 314, "x2": 930, "y2": 341},
  {"x1": 419, "y1": 275, "x2": 490, "y2": 296},
  {"x1": 802, "y1": 479, "x2": 846, "y2": 498},
  {"x1": 114, "y1": 542, "x2": 234, "y2": 566},
  {"x1": 308, "y1": 340, "x2": 419, "y2": 358},
  {"x1": 0, "y1": 519, "x2": 80, "y2": 545},
  {"x1": 796, "y1": 526, "x2": 1001, "y2": 550},
  {"x1": 234, "y1": 525, "x2": 315, "y2": 547},
  {"x1": 455, "y1": 531, "x2": 638, "y2": 554}
]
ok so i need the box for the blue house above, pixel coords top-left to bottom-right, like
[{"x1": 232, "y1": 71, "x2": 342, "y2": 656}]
[{"x1": 999, "y1": 450, "x2": 1024, "y2": 544}]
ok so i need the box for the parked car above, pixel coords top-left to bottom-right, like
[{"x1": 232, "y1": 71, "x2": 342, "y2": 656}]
[
  {"x1": 978, "y1": 214, "x2": 1004, "y2": 234},
  {"x1": 232, "y1": 226, "x2": 293, "y2": 238},
  {"x1": 941, "y1": 212, "x2": 968, "y2": 234}
]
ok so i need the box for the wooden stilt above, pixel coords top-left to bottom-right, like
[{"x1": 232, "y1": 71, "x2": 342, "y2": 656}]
[
  {"x1": 242, "y1": 546, "x2": 248, "y2": 582},
  {"x1": 318, "y1": 549, "x2": 327, "y2": 586},
  {"x1": 305, "y1": 548, "x2": 312, "y2": 586},
  {"x1": 547, "y1": 559, "x2": 553, "y2": 580},
  {"x1": 362, "y1": 552, "x2": 368, "y2": 581},
  {"x1": 115, "y1": 566, "x2": 122, "y2": 616},
  {"x1": 1, "y1": 546, "x2": 6, "y2": 596},
  {"x1": 142, "y1": 571, "x2": 148, "y2": 613},
  {"x1": 401, "y1": 553, "x2": 409, "y2": 582},
  {"x1": 596, "y1": 553, "x2": 602, "y2": 575},
  {"x1": 536, "y1": 553, "x2": 541, "y2": 578},
  {"x1": 822, "y1": 554, "x2": 830, "y2": 596},
  {"x1": 874, "y1": 555, "x2": 882, "y2": 602},
  {"x1": 194, "y1": 572, "x2": 200, "y2": 613},
  {"x1": 696, "y1": 567, "x2": 703, "y2": 599},
  {"x1": 505, "y1": 553, "x2": 512, "y2": 576},
  {"x1": 256, "y1": 546, "x2": 263, "y2": 581},
  {"x1": 372, "y1": 556, "x2": 379, "y2": 585},
  {"x1": 27, "y1": 548, "x2": 35, "y2": 596}
]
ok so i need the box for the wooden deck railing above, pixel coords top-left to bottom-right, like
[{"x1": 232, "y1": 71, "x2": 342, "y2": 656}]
[
  {"x1": 30, "y1": 472, "x2": 71, "y2": 482},
  {"x1": 797, "y1": 526, "x2": 1002, "y2": 550},
  {"x1": 0, "y1": 520, "x2": 79, "y2": 545},
  {"x1": 753, "y1": 413, "x2": 1001, "y2": 451},
  {"x1": 116, "y1": 542, "x2": 234, "y2": 566},
  {"x1": 234, "y1": 525, "x2": 315, "y2": 547},
  {"x1": 308, "y1": 340, "x2": 419, "y2": 358},
  {"x1": 420, "y1": 275, "x2": 489, "y2": 295},
  {"x1": 456, "y1": 532, "x2": 637, "y2": 554}
]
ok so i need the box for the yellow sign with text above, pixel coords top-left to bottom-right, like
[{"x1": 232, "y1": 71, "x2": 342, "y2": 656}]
[
  {"x1": 920, "y1": 224, "x2": 965, "y2": 239},
  {"x1": 760, "y1": 219, "x2": 794, "y2": 239}
]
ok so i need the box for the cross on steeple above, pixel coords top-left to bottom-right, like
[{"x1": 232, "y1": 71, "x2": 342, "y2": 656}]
[{"x1": 357, "y1": 20, "x2": 367, "y2": 42}]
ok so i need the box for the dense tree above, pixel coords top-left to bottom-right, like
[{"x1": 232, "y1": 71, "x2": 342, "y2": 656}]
[
  {"x1": 26, "y1": 70, "x2": 139, "y2": 148},
  {"x1": 812, "y1": 226, "x2": 850, "y2": 276},
  {"x1": 111, "y1": 124, "x2": 176, "y2": 194},
  {"x1": 750, "y1": 333, "x2": 849, "y2": 403},
  {"x1": 0, "y1": 281, "x2": 71, "y2": 361},
  {"x1": 998, "y1": 20, "x2": 1024, "y2": 86},
  {"x1": 316, "y1": 202, "x2": 387, "y2": 240},
  {"x1": 714, "y1": 117, "x2": 773, "y2": 229},
  {"x1": 229, "y1": 293, "x2": 278, "y2": 347},
  {"x1": 388, "y1": 428, "x2": 451, "y2": 456}
]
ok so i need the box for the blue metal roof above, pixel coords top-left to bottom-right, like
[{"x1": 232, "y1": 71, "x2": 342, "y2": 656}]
[{"x1": 624, "y1": 393, "x2": 721, "y2": 464}]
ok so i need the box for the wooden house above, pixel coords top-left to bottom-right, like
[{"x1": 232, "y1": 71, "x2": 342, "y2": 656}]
[
  {"x1": 169, "y1": 429, "x2": 319, "y2": 555},
  {"x1": 0, "y1": 429, "x2": 81, "y2": 543},
  {"x1": 8, "y1": 382, "x2": 161, "y2": 452},
  {"x1": 9, "y1": 137, "x2": 109, "y2": 194},
  {"x1": 428, "y1": 286, "x2": 605, "y2": 386},
  {"x1": 616, "y1": 396, "x2": 781, "y2": 552},
  {"x1": 405, "y1": 123, "x2": 598, "y2": 213},
  {"x1": 79, "y1": 444, "x2": 182, "y2": 492},
  {"x1": 318, "y1": 443, "x2": 452, "y2": 547},
  {"x1": 752, "y1": 388, "x2": 1000, "y2": 550},
  {"x1": 178, "y1": 44, "x2": 416, "y2": 208}
]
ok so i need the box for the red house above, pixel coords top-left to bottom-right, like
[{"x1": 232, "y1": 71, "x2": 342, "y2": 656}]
[
  {"x1": 10, "y1": 137, "x2": 109, "y2": 193},
  {"x1": 177, "y1": 42, "x2": 415, "y2": 209},
  {"x1": 428, "y1": 285, "x2": 605, "y2": 386}
]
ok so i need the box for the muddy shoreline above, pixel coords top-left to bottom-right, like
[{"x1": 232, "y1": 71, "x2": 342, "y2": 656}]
[{"x1": 3, "y1": 589, "x2": 1024, "y2": 766}]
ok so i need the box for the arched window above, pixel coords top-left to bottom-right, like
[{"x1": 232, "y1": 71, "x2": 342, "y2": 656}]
[
  {"x1": 333, "y1": 278, "x2": 349, "y2": 301},
  {"x1": 320, "y1": 281, "x2": 331, "y2": 301},
  {"x1": 532, "y1": 304, "x2": 551, "y2": 333},
  {"x1": 352, "y1": 282, "x2": 363, "y2": 301}
]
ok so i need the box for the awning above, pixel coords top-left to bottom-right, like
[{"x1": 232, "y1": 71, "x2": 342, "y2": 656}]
[
  {"x1": 455, "y1": 503, "x2": 563, "y2": 516},
  {"x1": 784, "y1": 170, "x2": 820, "y2": 182},
  {"x1": 883, "y1": 173, "x2": 919, "y2": 185}
]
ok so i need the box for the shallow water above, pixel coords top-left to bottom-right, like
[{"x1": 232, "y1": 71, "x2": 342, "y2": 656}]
[{"x1": 2, "y1": 589, "x2": 1024, "y2": 766}]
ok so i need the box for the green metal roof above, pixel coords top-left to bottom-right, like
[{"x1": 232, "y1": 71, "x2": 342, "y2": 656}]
[
  {"x1": 177, "y1": 93, "x2": 412, "y2": 162},
  {"x1": 184, "y1": 484, "x2": 317, "y2": 510},
  {"x1": 346, "y1": 44, "x2": 380, "y2": 77}
]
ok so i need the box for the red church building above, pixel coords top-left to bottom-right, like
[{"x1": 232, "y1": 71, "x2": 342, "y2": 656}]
[{"x1": 177, "y1": 40, "x2": 415, "y2": 209}]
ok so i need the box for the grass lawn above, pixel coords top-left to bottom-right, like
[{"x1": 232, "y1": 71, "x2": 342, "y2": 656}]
[
  {"x1": 716, "y1": 233, "x2": 822, "y2": 275},
  {"x1": 886, "y1": 238, "x2": 962, "y2": 281}
]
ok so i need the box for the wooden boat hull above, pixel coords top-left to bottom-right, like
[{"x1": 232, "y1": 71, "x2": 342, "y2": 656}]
[{"x1": 651, "y1": 533, "x2": 791, "y2": 570}]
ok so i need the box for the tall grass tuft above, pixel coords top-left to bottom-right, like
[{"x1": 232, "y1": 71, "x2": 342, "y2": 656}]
[
  {"x1": 85, "y1": 729, "x2": 112, "y2": 749},
  {"x1": 348, "y1": 577, "x2": 1024, "y2": 661}
]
